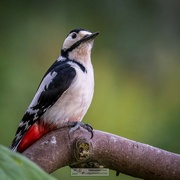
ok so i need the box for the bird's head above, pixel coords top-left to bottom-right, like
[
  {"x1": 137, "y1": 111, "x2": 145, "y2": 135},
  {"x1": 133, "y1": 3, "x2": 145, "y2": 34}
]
[{"x1": 61, "y1": 28, "x2": 99, "y2": 62}]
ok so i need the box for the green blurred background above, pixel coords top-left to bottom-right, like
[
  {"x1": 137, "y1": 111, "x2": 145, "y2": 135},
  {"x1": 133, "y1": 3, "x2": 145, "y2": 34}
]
[{"x1": 1, "y1": 1, "x2": 180, "y2": 179}]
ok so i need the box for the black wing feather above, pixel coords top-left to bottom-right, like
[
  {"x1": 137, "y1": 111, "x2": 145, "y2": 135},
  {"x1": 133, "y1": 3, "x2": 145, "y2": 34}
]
[
  {"x1": 10, "y1": 60, "x2": 76, "y2": 150},
  {"x1": 33, "y1": 61, "x2": 76, "y2": 110}
]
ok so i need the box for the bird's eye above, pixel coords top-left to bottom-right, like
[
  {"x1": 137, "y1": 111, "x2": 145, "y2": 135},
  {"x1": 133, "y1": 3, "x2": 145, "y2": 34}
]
[{"x1": 72, "y1": 33, "x2": 77, "y2": 39}]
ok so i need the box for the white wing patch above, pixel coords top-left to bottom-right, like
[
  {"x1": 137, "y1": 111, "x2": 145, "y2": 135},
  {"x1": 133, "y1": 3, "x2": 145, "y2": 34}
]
[{"x1": 27, "y1": 71, "x2": 57, "y2": 114}]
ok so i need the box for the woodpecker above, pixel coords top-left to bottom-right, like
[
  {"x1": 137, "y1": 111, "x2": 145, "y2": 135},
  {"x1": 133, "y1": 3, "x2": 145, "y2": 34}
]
[{"x1": 10, "y1": 28, "x2": 99, "y2": 152}]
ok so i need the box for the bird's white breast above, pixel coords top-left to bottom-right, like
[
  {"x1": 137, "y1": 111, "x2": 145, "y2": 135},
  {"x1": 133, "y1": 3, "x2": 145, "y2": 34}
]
[{"x1": 42, "y1": 61, "x2": 94, "y2": 127}]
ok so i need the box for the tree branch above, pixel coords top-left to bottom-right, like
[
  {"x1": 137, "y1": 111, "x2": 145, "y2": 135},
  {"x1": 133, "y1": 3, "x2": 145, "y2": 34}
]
[{"x1": 22, "y1": 126, "x2": 180, "y2": 179}]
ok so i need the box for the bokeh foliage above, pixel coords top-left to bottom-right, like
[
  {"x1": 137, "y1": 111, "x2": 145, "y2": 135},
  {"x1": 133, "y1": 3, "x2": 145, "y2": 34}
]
[
  {"x1": 0, "y1": 145, "x2": 56, "y2": 180},
  {"x1": 1, "y1": 1, "x2": 180, "y2": 180}
]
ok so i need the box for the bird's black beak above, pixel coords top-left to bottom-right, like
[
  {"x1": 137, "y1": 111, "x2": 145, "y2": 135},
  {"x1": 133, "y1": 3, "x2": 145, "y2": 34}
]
[{"x1": 81, "y1": 32, "x2": 99, "y2": 43}]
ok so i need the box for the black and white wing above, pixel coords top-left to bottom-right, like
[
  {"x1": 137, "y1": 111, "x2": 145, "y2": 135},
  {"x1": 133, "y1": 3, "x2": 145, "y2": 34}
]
[{"x1": 10, "y1": 59, "x2": 76, "y2": 150}]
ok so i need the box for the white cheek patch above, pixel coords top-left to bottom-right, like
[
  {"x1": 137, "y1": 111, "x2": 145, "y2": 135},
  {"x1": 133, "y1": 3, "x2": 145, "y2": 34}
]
[{"x1": 63, "y1": 36, "x2": 75, "y2": 50}]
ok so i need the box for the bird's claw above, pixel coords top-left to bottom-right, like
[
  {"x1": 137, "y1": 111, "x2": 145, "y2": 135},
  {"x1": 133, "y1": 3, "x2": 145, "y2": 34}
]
[
  {"x1": 79, "y1": 123, "x2": 93, "y2": 138},
  {"x1": 68, "y1": 122, "x2": 93, "y2": 138}
]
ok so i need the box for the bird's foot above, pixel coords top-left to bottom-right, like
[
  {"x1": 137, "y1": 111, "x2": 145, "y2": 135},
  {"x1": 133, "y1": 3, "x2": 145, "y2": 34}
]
[
  {"x1": 68, "y1": 122, "x2": 93, "y2": 138},
  {"x1": 79, "y1": 122, "x2": 93, "y2": 138}
]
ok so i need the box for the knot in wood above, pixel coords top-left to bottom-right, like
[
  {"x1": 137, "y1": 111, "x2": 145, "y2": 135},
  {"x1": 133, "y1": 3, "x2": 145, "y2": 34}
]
[{"x1": 73, "y1": 137, "x2": 92, "y2": 161}]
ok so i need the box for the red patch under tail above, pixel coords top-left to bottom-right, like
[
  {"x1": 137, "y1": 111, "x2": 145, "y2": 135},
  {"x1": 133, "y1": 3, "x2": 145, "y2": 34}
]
[{"x1": 17, "y1": 121, "x2": 54, "y2": 153}]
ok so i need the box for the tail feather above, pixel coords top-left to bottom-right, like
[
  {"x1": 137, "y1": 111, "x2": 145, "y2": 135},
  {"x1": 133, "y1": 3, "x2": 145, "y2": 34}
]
[
  {"x1": 10, "y1": 139, "x2": 22, "y2": 152},
  {"x1": 17, "y1": 122, "x2": 51, "y2": 152},
  {"x1": 10, "y1": 121, "x2": 54, "y2": 153}
]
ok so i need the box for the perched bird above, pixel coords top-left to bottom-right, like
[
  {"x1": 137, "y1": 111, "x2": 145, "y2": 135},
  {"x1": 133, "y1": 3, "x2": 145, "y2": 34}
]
[{"x1": 10, "y1": 28, "x2": 99, "y2": 152}]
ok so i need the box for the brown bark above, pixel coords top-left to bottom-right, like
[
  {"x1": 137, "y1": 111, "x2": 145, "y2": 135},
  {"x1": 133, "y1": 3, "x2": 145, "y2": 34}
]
[{"x1": 22, "y1": 126, "x2": 180, "y2": 179}]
